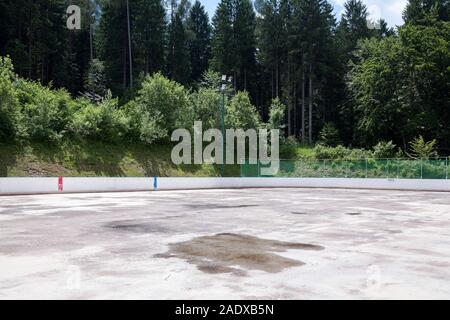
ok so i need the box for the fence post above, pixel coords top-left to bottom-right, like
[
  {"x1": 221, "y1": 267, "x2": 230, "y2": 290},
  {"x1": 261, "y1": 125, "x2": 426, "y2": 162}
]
[
  {"x1": 420, "y1": 159, "x2": 423, "y2": 179},
  {"x1": 257, "y1": 160, "x2": 260, "y2": 178},
  {"x1": 446, "y1": 157, "x2": 448, "y2": 180},
  {"x1": 365, "y1": 159, "x2": 368, "y2": 179}
]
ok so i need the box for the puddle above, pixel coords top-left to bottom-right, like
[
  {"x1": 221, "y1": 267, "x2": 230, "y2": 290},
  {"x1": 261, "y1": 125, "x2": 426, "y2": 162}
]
[{"x1": 156, "y1": 233, "x2": 324, "y2": 275}]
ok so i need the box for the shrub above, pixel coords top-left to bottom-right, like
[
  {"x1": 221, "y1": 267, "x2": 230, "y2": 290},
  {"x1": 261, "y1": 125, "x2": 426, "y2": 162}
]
[
  {"x1": 409, "y1": 136, "x2": 438, "y2": 159},
  {"x1": 83, "y1": 59, "x2": 108, "y2": 102},
  {"x1": 70, "y1": 92, "x2": 128, "y2": 142},
  {"x1": 318, "y1": 122, "x2": 341, "y2": 147},
  {"x1": 186, "y1": 88, "x2": 222, "y2": 130},
  {"x1": 267, "y1": 98, "x2": 286, "y2": 131},
  {"x1": 313, "y1": 144, "x2": 370, "y2": 160},
  {"x1": 226, "y1": 91, "x2": 261, "y2": 130},
  {"x1": 135, "y1": 73, "x2": 190, "y2": 143},
  {"x1": 0, "y1": 56, "x2": 26, "y2": 141},
  {"x1": 123, "y1": 100, "x2": 167, "y2": 144},
  {"x1": 372, "y1": 141, "x2": 398, "y2": 159},
  {"x1": 16, "y1": 79, "x2": 75, "y2": 142}
]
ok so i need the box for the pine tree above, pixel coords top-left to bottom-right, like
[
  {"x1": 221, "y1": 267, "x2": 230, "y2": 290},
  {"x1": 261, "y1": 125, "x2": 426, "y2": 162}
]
[
  {"x1": 97, "y1": 0, "x2": 131, "y2": 93},
  {"x1": 256, "y1": 0, "x2": 289, "y2": 99},
  {"x1": 132, "y1": 0, "x2": 167, "y2": 76},
  {"x1": 288, "y1": 0, "x2": 335, "y2": 143},
  {"x1": 211, "y1": 0, "x2": 257, "y2": 93},
  {"x1": 167, "y1": 1, "x2": 191, "y2": 85},
  {"x1": 186, "y1": 0, "x2": 211, "y2": 82},
  {"x1": 403, "y1": 0, "x2": 450, "y2": 24},
  {"x1": 334, "y1": 0, "x2": 373, "y2": 144}
]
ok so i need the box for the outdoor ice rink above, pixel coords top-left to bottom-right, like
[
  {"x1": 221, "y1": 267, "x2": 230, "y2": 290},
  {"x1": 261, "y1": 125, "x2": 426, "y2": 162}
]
[{"x1": 1, "y1": 188, "x2": 450, "y2": 300}]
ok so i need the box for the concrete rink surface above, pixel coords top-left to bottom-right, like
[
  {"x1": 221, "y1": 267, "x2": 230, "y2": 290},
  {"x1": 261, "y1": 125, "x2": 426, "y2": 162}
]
[{"x1": 0, "y1": 188, "x2": 449, "y2": 300}]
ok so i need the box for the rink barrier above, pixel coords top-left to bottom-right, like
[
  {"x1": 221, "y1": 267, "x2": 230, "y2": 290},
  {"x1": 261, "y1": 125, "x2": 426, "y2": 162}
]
[{"x1": 0, "y1": 177, "x2": 450, "y2": 195}]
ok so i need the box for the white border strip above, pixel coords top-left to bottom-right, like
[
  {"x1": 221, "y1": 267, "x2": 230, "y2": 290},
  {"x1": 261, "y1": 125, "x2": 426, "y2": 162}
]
[{"x1": 0, "y1": 177, "x2": 449, "y2": 195}]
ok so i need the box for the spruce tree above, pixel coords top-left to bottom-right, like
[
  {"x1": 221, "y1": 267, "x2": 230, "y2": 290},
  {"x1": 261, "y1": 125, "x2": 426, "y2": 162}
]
[
  {"x1": 403, "y1": 0, "x2": 450, "y2": 24},
  {"x1": 211, "y1": 0, "x2": 257, "y2": 93},
  {"x1": 167, "y1": 10, "x2": 191, "y2": 85},
  {"x1": 186, "y1": 0, "x2": 211, "y2": 82},
  {"x1": 132, "y1": 0, "x2": 167, "y2": 76}
]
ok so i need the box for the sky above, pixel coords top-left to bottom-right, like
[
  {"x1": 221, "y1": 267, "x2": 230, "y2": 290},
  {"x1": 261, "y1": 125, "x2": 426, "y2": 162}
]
[{"x1": 200, "y1": 0, "x2": 408, "y2": 28}]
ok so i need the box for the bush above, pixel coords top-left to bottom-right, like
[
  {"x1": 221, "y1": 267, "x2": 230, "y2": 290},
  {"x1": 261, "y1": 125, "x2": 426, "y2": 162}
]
[
  {"x1": 135, "y1": 73, "x2": 190, "y2": 143},
  {"x1": 123, "y1": 100, "x2": 167, "y2": 144},
  {"x1": 186, "y1": 88, "x2": 222, "y2": 130},
  {"x1": 0, "y1": 56, "x2": 25, "y2": 141},
  {"x1": 318, "y1": 122, "x2": 341, "y2": 147},
  {"x1": 372, "y1": 141, "x2": 399, "y2": 159},
  {"x1": 16, "y1": 78, "x2": 76, "y2": 142},
  {"x1": 226, "y1": 91, "x2": 261, "y2": 130},
  {"x1": 70, "y1": 92, "x2": 128, "y2": 142},
  {"x1": 313, "y1": 144, "x2": 370, "y2": 160},
  {"x1": 409, "y1": 136, "x2": 438, "y2": 159},
  {"x1": 267, "y1": 98, "x2": 286, "y2": 131},
  {"x1": 83, "y1": 59, "x2": 108, "y2": 102}
]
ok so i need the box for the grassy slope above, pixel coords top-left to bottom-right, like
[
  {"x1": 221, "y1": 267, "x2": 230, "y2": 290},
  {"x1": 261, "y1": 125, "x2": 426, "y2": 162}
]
[{"x1": 0, "y1": 141, "x2": 314, "y2": 178}]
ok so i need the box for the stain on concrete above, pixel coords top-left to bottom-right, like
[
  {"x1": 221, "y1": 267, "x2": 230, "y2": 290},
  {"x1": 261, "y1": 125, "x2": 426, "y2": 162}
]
[
  {"x1": 184, "y1": 204, "x2": 258, "y2": 211},
  {"x1": 156, "y1": 233, "x2": 324, "y2": 274},
  {"x1": 105, "y1": 220, "x2": 168, "y2": 234}
]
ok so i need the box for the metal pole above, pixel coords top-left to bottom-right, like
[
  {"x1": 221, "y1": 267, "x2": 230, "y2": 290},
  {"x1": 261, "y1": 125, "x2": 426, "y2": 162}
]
[
  {"x1": 221, "y1": 92, "x2": 225, "y2": 177},
  {"x1": 446, "y1": 157, "x2": 448, "y2": 180},
  {"x1": 365, "y1": 158, "x2": 368, "y2": 179}
]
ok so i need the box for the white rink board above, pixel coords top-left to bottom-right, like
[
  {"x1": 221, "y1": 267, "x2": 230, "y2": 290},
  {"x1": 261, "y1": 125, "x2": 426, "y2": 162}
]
[{"x1": 0, "y1": 177, "x2": 449, "y2": 195}]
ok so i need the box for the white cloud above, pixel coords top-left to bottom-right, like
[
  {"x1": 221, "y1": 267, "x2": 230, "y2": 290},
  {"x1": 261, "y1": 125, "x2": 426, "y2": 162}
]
[{"x1": 331, "y1": 0, "x2": 408, "y2": 27}]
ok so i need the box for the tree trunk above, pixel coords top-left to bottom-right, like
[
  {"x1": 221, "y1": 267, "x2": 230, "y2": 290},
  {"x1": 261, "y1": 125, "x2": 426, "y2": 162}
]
[
  {"x1": 126, "y1": 0, "x2": 133, "y2": 88},
  {"x1": 287, "y1": 56, "x2": 291, "y2": 136},
  {"x1": 309, "y1": 63, "x2": 313, "y2": 144},
  {"x1": 301, "y1": 68, "x2": 305, "y2": 144}
]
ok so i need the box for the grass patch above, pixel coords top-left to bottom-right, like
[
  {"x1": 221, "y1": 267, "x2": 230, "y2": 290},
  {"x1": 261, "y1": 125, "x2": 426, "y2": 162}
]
[{"x1": 0, "y1": 140, "x2": 241, "y2": 177}]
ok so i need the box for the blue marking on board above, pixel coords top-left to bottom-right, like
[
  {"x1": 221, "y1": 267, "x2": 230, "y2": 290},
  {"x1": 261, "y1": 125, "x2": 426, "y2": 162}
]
[{"x1": 153, "y1": 177, "x2": 158, "y2": 191}]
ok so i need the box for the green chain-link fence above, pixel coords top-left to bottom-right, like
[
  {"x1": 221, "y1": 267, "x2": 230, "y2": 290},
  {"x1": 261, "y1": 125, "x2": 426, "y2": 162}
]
[{"x1": 241, "y1": 158, "x2": 449, "y2": 179}]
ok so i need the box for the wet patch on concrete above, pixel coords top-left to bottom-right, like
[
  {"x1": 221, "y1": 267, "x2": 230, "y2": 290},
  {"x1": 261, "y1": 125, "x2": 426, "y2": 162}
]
[
  {"x1": 156, "y1": 233, "x2": 324, "y2": 275},
  {"x1": 184, "y1": 204, "x2": 259, "y2": 211},
  {"x1": 105, "y1": 220, "x2": 168, "y2": 234}
]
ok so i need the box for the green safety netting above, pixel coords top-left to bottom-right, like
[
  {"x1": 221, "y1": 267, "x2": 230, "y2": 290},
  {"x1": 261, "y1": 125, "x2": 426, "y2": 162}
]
[{"x1": 241, "y1": 158, "x2": 449, "y2": 179}]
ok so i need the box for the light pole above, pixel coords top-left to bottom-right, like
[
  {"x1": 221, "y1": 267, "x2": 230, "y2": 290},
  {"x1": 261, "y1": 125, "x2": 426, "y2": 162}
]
[{"x1": 220, "y1": 75, "x2": 232, "y2": 177}]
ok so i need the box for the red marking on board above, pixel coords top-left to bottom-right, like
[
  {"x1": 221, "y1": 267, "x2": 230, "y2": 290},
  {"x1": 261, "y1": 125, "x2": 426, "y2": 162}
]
[{"x1": 58, "y1": 177, "x2": 63, "y2": 192}]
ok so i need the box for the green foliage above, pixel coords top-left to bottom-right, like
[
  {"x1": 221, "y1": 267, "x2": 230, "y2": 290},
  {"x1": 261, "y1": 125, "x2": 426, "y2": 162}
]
[
  {"x1": 267, "y1": 98, "x2": 286, "y2": 131},
  {"x1": 313, "y1": 144, "x2": 370, "y2": 160},
  {"x1": 226, "y1": 91, "x2": 261, "y2": 130},
  {"x1": 134, "y1": 73, "x2": 190, "y2": 143},
  {"x1": 318, "y1": 123, "x2": 341, "y2": 147},
  {"x1": 0, "y1": 56, "x2": 24, "y2": 141},
  {"x1": 83, "y1": 59, "x2": 108, "y2": 102},
  {"x1": 70, "y1": 93, "x2": 128, "y2": 143},
  {"x1": 186, "y1": 1, "x2": 211, "y2": 82},
  {"x1": 16, "y1": 78, "x2": 75, "y2": 142},
  {"x1": 372, "y1": 141, "x2": 400, "y2": 159},
  {"x1": 409, "y1": 135, "x2": 438, "y2": 159},
  {"x1": 187, "y1": 88, "x2": 222, "y2": 130},
  {"x1": 167, "y1": 12, "x2": 191, "y2": 85},
  {"x1": 349, "y1": 21, "x2": 450, "y2": 148},
  {"x1": 212, "y1": 0, "x2": 257, "y2": 92}
]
